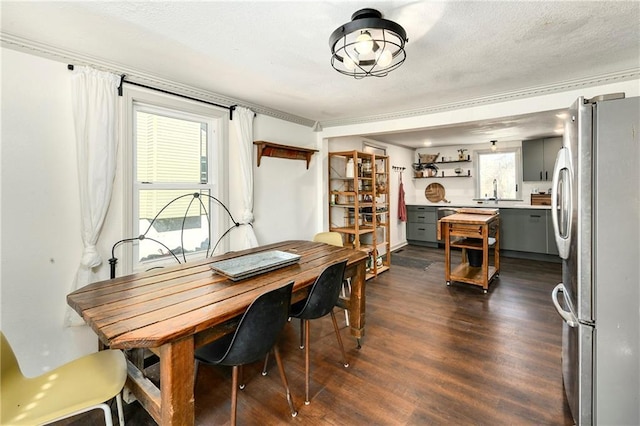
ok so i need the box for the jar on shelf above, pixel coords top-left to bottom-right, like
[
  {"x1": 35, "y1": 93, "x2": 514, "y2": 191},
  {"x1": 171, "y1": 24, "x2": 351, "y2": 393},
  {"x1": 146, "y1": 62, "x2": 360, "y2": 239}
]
[{"x1": 346, "y1": 159, "x2": 354, "y2": 178}]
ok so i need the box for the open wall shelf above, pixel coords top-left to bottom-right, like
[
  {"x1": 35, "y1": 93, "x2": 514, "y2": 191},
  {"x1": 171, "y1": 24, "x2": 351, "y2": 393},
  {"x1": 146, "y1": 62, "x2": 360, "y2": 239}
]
[
  {"x1": 414, "y1": 175, "x2": 473, "y2": 179},
  {"x1": 254, "y1": 141, "x2": 318, "y2": 169}
]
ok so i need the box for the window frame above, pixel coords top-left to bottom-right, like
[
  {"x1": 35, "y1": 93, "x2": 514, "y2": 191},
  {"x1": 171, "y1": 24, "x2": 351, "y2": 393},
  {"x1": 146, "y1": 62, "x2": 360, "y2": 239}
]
[
  {"x1": 121, "y1": 86, "x2": 229, "y2": 274},
  {"x1": 474, "y1": 147, "x2": 523, "y2": 201}
]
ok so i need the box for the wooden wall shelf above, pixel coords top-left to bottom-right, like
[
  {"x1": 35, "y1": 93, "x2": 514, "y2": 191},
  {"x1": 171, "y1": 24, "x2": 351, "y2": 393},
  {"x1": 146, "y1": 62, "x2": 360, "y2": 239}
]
[
  {"x1": 254, "y1": 141, "x2": 318, "y2": 169},
  {"x1": 437, "y1": 159, "x2": 472, "y2": 164},
  {"x1": 414, "y1": 175, "x2": 472, "y2": 179}
]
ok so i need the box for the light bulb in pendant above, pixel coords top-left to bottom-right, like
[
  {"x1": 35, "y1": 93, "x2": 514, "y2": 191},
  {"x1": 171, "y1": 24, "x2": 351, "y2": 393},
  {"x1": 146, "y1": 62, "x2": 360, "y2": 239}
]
[
  {"x1": 376, "y1": 49, "x2": 393, "y2": 67},
  {"x1": 343, "y1": 55, "x2": 357, "y2": 70},
  {"x1": 355, "y1": 31, "x2": 373, "y2": 54}
]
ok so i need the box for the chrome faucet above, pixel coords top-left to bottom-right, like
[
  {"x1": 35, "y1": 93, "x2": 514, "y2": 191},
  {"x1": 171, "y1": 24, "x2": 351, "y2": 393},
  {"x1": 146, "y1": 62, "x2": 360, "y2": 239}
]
[{"x1": 493, "y1": 179, "x2": 498, "y2": 203}]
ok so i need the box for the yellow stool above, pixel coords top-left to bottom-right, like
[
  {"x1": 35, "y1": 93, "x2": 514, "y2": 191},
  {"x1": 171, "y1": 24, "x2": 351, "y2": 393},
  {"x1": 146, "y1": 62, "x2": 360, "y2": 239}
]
[{"x1": 313, "y1": 231, "x2": 344, "y2": 247}]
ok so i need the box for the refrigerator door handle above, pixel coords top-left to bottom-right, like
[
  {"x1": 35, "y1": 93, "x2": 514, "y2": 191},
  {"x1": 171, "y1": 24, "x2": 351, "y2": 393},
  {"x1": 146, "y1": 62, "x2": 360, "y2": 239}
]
[
  {"x1": 552, "y1": 283, "x2": 578, "y2": 327},
  {"x1": 551, "y1": 147, "x2": 572, "y2": 259}
]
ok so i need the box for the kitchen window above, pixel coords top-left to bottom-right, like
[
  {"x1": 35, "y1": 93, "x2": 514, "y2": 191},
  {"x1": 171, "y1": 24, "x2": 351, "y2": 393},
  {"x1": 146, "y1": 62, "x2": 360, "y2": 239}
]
[
  {"x1": 122, "y1": 87, "x2": 228, "y2": 273},
  {"x1": 475, "y1": 148, "x2": 522, "y2": 201}
]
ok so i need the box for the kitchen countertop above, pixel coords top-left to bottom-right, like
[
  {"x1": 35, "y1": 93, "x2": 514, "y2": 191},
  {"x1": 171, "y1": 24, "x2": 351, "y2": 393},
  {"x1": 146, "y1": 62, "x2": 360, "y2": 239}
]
[{"x1": 405, "y1": 201, "x2": 551, "y2": 210}]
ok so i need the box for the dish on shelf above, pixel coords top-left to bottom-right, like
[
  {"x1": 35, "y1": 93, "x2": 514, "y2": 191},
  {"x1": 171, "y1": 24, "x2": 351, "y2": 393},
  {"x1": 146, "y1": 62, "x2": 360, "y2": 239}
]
[
  {"x1": 425, "y1": 182, "x2": 449, "y2": 203},
  {"x1": 419, "y1": 152, "x2": 440, "y2": 163}
]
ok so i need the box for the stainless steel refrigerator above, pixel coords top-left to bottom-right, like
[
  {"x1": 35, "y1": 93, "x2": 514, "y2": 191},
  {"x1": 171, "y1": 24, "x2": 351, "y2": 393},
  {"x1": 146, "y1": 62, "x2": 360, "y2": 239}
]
[{"x1": 550, "y1": 94, "x2": 639, "y2": 425}]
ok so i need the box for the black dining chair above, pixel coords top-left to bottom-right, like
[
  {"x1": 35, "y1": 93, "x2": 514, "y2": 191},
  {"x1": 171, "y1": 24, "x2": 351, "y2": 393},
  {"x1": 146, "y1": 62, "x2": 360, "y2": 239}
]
[
  {"x1": 312, "y1": 232, "x2": 352, "y2": 327},
  {"x1": 263, "y1": 259, "x2": 349, "y2": 405},
  {"x1": 194, "y1": 281, "x2": 297, "y2": 425}
]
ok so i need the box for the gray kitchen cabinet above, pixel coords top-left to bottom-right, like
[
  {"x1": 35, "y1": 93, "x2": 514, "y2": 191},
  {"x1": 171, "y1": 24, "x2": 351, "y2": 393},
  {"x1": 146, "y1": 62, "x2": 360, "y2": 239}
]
[
  {"x1": 406, "y1": 205, "x2": 438, "y2": 246},
  {"x1": 405, "y1": 206, "x2": 560, "y2": 258},
  {"x1": 546, "y1": 209, "x2": 559, "y2": 255},
  {"x1": 499, "y1": 209, "x2": 548, "y2": 253},
  {"x1": 522, "y1": 139, "x2": 544, "y2": 181},
  {"x1": 522, "y1": 137, "x2": 562, "y2": 181}
]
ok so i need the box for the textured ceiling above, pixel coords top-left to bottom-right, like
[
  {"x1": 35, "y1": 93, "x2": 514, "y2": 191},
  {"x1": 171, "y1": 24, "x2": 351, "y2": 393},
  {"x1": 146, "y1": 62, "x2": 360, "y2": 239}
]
[{"x1": 1, "y1": 1, "x2": 639, "y2": 147}]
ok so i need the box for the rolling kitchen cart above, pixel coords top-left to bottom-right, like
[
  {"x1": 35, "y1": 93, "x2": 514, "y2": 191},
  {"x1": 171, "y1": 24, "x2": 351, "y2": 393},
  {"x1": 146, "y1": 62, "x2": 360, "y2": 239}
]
[{"x1": 437, "y1": 208, "x2": 500, "y2": 293}]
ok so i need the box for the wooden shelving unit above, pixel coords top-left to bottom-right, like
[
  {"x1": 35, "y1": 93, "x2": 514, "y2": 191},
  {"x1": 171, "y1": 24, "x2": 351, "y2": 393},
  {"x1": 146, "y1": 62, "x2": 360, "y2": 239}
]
[
  {"x1": 254, "y1": 141, "x2": 318, "y2": 169},
  {"x1": 329, "y1": 150, "x2": 390, "y2": 280}
]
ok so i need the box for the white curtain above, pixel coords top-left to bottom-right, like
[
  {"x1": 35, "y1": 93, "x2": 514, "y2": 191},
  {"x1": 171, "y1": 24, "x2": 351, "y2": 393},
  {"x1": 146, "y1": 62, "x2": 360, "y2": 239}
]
[
  {"x1": 64, "y1": 67, "x2": 120, "y2": 327},
  {"x1": 233, "y1": 106, "x2": 259, "y2": 249}
]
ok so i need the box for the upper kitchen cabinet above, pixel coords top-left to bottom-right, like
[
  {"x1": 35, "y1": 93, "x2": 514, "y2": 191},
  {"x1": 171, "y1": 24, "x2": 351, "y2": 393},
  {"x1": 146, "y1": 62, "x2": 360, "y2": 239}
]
[{"x1": 522, "y1": 137, "x2": 563, "y2": 181}]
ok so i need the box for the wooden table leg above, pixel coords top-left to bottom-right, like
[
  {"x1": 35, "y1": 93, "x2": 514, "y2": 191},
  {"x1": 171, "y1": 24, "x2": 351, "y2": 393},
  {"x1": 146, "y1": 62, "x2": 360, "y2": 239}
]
[
  {"x1": 494, "y1": 221, "x2": 500, "y2": 274},
  {"x1": 444, "y1": 225, "x2": 451, "y2": 285},
  {"x1": 482, "y1": 224, "x2": 489, "y2": 292},
  {"x1": 346, "y1": 260, "x2": 366, "y2": 345},
  {"x1": 159, "y1": 336, "x2": 195, "y2": 426}
]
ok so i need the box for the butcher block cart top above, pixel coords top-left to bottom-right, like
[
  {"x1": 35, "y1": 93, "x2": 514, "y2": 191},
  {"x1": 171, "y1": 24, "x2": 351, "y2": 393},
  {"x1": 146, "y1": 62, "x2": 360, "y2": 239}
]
[{"x1": 437, "y1": 208, "x2": 500, "y2": 293}]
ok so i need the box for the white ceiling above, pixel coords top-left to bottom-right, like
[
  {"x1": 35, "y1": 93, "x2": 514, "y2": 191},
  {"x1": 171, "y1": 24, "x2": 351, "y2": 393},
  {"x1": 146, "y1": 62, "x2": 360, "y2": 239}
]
[{"x1": 1, "y1": 1, "x2": 639, "y2": 148}]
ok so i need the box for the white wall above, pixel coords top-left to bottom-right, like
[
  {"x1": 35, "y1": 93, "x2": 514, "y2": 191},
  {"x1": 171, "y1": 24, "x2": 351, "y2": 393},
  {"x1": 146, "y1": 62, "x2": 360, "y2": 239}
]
[
  {"x1": 320, "y1": 79, "x2": 640, "y2": 140},
  {"x1": 1, "y1": 47, "x2": 98, "y2": 375},
  {"x1": 0, "y1": 47, "x2": 318, "y2": 374},
  {"x1": 409, "y1": 140, "x2": 529, "y2": 205},
  {"x1": 251, "y1": 116, "x2": 319, "y2": 244}
]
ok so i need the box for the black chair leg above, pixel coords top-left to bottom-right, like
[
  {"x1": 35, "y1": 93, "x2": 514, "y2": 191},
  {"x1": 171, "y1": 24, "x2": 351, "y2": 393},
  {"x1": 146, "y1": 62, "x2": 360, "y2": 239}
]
[
  {"x1": 330, "y1": 310, "x2": 349, "y2": 368},
  {"x1": 342, "y1": 278, "x2": 351, "y2": 326},
  {"x1": 261, "y1": 352, "x2": 270, "y2": 376},
  {"x1": 304, "y1": 319, "x2": 311, "y2": 404},
  {"x1": 231, "y1": 365, "x2": 239, "y2": 426},
  {"x1": 299, "y1": 318, "x2": 305, "y2": 349},
  {"x1": 273, "y1": 344, "x2": 298, "y2": 417},
  {"x1": 239, "y1": 364, "x2": 245, "y2": 389}
]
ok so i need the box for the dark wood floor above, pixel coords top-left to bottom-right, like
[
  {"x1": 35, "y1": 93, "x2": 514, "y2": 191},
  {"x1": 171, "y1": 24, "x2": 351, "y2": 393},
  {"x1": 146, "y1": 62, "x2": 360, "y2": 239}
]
[{"x1": 59, "y1": 245, "x2": 574, "y2": 425}]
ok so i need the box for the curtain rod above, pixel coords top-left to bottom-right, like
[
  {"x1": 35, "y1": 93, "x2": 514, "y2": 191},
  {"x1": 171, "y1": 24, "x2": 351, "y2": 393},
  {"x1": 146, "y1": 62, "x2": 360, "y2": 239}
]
[{"x1": 67, "y1": 64, "x2": 241, "y2": 120}]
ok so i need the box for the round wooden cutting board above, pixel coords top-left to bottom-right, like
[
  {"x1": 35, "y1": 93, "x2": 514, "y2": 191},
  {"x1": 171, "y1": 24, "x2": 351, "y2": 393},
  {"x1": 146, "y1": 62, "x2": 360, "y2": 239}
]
[{"x1": 425, "y1": 182, "x2": 447, "y2": 203}]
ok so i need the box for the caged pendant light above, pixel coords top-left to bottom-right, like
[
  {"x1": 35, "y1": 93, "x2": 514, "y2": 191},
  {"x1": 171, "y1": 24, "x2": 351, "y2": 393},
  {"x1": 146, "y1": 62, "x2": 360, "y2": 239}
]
[{"x1": 329, "y1": 8, "x2": 408, "y2": 79}]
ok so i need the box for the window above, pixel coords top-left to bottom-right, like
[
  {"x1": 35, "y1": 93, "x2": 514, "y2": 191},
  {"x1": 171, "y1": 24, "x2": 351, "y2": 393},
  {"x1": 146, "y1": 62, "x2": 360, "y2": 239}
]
[
  {"x1": 362, "y1": 140, "x2": 386, "y2": 156},
  {"x1": 123, "y1": 88, "x2": 228, "y2": 272},
  {"x1": 475, "y1": 148, "x2": 522, "y2": 200}
]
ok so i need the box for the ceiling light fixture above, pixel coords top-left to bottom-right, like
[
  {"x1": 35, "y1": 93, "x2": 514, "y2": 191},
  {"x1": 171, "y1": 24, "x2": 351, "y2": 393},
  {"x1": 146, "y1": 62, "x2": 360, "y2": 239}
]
[
  {"x1": 330, "y1": 8, "x2": 408, "y2": 79},
  {"x1": 491, "y1": 140, "x2": 498, "y2": 151}
]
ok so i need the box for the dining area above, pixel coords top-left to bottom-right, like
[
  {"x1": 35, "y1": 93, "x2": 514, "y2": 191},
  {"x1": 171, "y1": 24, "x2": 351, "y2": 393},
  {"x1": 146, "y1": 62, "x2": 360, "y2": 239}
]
[
  {"x1": 64, "y1": 240, "x2": 368, "y2": 426},
  {"x1": 2, "y1": 243, "x2": 574, "y2": 425}
]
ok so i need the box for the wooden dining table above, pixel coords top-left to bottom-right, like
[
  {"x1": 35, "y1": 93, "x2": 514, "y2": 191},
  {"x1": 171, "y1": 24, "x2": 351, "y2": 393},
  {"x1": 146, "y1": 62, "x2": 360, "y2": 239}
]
[{"x1": 67, "y1": 240, "x2": 368, "y2": 426}]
